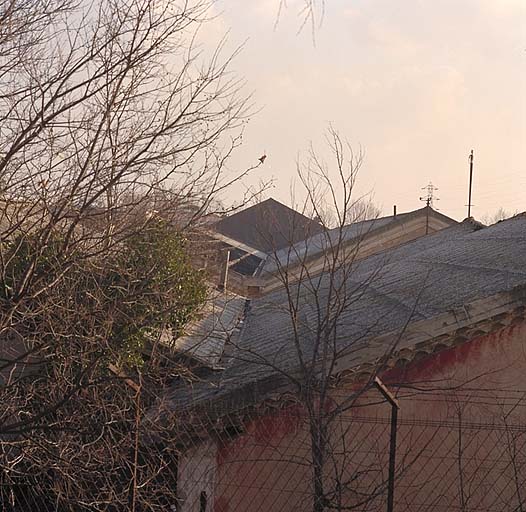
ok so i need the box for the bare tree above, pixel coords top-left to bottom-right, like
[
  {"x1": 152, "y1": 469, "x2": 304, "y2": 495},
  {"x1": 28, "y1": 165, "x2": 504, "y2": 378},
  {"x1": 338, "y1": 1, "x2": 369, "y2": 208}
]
[
  {"x1": 282, "y1": 130, "x2": 389, "y2": 511},
  {"x1": 213, "y1": 127, "x2": 405, "y2": 511},
  {"x1": 480, "y1": 207, "x2": 519, "y2": 226},
  {"x1": 276, "y1": 0, "x2": 326, "y2": 38},
  {"x1": 0, "y1": 0, "x2": 267, "y2": 509},
  {"x1": 163, "y1": 129, "x2": 526, "y2": 512}
]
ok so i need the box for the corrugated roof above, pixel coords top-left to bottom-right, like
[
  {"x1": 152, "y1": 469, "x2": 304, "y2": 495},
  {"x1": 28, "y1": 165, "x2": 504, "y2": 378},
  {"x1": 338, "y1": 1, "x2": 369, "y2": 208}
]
[
  {"x1": 171, "y1": 290, "x2": 247, "y2": 368},
  {"x1": 165, "y1": 214, "x2": 526, "y2": 412}
]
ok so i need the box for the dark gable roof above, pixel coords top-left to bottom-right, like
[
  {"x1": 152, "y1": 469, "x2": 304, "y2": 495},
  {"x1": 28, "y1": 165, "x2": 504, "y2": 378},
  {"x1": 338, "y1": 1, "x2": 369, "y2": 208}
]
[
  {"x1": 214, "y1": 198, "x2": 324, "y2": 252},
  {"x1": 164, "y1": 214, "x2": 526, "y2": 414}
]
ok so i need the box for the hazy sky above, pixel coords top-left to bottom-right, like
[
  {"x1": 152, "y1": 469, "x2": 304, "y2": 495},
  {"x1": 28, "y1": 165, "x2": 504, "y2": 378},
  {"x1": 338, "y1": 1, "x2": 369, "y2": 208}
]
[{"x1": 206, "y1": 0, "x2": 525, "y2": 220}]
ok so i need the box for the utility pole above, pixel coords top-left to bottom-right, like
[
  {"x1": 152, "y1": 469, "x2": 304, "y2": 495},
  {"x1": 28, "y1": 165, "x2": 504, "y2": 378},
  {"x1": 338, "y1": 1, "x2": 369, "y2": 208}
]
[
  {"x1": 218, "y1": 250, "x2": 231, "y2": 292},
  {"x1": 467, "y1": 150, "x2": 474, "y2": 218},
  {"x1": 419, "y1": 182, "x2": 439, "y2": 234}
]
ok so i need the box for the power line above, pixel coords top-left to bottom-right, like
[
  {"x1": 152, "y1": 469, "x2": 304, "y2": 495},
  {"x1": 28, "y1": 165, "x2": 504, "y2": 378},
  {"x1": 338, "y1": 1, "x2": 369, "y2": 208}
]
[{"x1": 420, "y1": 182, "x2": 439, "y2": 209}]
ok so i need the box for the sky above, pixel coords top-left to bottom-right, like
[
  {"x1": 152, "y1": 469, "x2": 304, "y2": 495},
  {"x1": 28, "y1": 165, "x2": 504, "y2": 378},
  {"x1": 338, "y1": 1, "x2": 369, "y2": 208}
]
[{"x1": 204, "y1": 0, "x2": 526, "y2": 221}]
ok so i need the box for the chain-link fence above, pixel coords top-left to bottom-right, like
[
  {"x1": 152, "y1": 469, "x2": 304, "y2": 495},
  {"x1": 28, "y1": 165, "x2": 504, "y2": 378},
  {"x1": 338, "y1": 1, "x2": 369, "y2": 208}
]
[
  {"x1": 1, "y1": 373, "x2": 526, "y2": 511},
  {"x1": 174, "y1": 387, "x2": 526, "y2": 512}
]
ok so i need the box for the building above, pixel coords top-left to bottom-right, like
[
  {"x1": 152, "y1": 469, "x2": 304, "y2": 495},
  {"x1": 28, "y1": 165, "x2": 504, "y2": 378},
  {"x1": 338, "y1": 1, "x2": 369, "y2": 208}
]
[
  {"x1": 202, "y1": 198, "x2": 456, "y2": 297},
  {"x1": 153, "y1": 205, "x2": 526, "y2": 511}
]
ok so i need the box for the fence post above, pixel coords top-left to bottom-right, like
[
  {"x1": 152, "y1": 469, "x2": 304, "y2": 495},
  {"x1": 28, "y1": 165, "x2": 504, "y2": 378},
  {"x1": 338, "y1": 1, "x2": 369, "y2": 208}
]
[{"x1": 374, "y1": 377, "x2": 400, "y2": 512}]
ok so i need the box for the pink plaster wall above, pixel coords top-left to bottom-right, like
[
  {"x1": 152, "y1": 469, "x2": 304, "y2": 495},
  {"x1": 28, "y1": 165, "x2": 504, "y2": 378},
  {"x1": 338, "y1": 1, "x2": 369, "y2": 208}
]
[{"x1": 213, "y1": 321, "x2": 526, "y2": 511}]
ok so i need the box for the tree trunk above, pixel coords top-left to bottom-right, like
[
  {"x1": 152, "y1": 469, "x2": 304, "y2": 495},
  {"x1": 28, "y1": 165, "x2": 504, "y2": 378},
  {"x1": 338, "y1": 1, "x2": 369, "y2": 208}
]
[{"x1": 311, "y1": 420, "x2": 326, "y2": 512}]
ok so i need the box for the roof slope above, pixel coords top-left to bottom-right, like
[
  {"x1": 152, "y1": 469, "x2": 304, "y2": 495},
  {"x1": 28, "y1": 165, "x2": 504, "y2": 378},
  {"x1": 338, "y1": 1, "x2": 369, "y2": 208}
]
[
  {"x1": 170, "y1": 290, "x2": 247, "y2": 367},
  {"x1": 263, "y1": 206, "x2": 457, "y2": 273},
  {"x1": 214, "y1": 198, "x2": 323, "y2": 252},
  {"x1": 165, "y1": 214, "x2": 526, "y2": 412}
]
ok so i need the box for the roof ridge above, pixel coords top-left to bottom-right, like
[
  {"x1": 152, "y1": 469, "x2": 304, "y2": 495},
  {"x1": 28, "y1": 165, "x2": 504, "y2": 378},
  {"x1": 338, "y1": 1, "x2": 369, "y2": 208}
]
[
  {"x1": 495, "y1": 211, "x2": 526, "y2": 224},
  {"x1": 234, "y1": 197, "x2": 317, "y2": 221}
]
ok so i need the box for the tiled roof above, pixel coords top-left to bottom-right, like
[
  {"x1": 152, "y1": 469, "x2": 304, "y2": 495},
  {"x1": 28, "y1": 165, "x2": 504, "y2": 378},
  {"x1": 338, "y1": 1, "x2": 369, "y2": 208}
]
[
  {"x1": 165, "y1": 214, "x2": 526, "y2": 413},
  {"x1": 263, "y1": 207, "x2": 456, "y2": 273}
]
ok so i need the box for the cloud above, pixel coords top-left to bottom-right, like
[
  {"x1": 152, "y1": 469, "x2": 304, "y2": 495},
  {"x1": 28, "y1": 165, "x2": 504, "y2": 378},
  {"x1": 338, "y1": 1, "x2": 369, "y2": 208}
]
[
  {"x1": 342, "y1": 7, "x2": 361, "y2": 21},
  {"x1": 428, "y1": 66, "x2": 467, "y2": 122},
  {"x1": 216, "y1": 0, "x2": 526, "y2": 218},
  {"x1": 250, "y1": 0, "x2": 307, "y2": 24},
  {"x1": 366, "y1": 19, "x2": 422, "y2": 59}
]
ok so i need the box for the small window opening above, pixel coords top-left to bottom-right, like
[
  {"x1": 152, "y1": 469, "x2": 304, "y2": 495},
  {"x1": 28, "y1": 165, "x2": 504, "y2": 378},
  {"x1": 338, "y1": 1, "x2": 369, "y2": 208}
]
[{"x1": 199, "y1": 491, "x2": 207, "y2": 512}]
